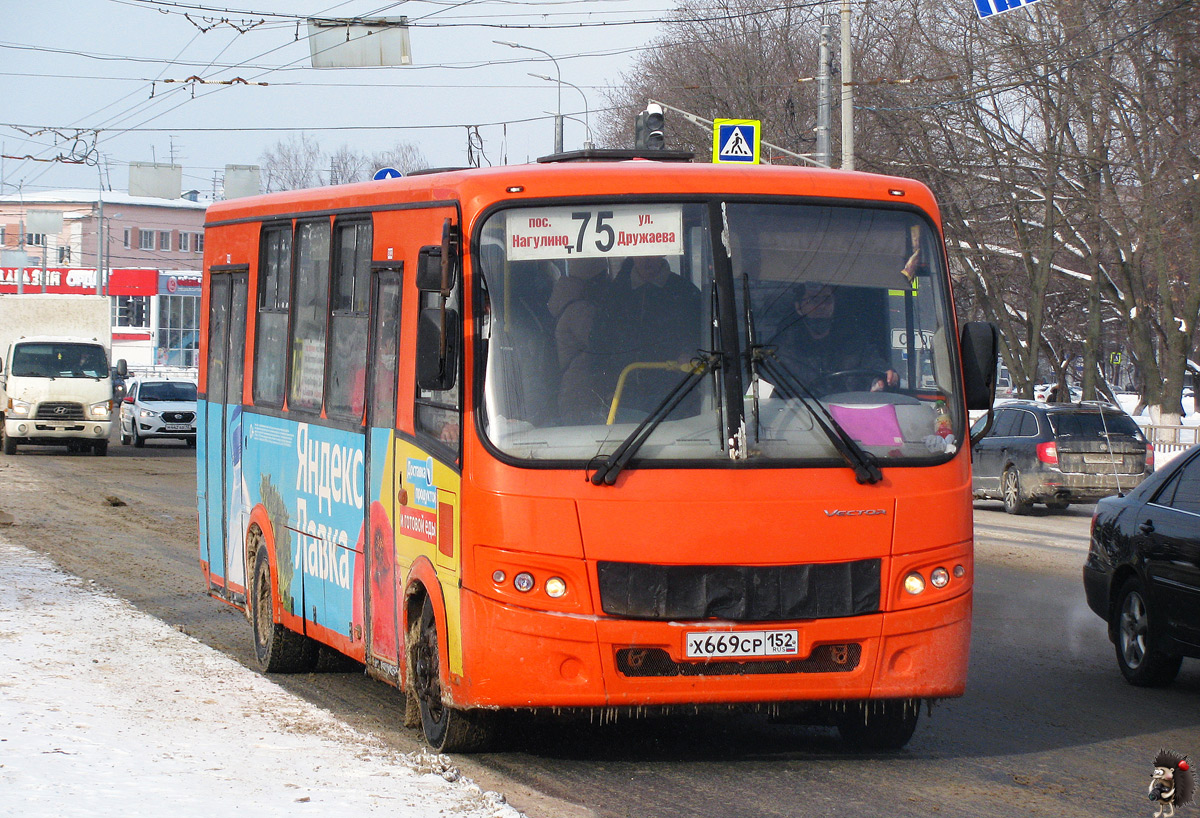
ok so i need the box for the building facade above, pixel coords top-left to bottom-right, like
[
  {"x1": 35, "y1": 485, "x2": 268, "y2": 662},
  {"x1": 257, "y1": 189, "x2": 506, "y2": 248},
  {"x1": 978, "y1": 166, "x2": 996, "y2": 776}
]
[{"x1": 0, "y1": 190, "x2": 206, "y2": 373}]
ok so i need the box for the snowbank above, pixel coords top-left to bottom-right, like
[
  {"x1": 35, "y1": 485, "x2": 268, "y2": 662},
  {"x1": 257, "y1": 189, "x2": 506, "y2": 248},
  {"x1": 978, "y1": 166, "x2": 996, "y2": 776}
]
[{"x1": 0, "y1": 541, "x2": 522, "y2": 818}]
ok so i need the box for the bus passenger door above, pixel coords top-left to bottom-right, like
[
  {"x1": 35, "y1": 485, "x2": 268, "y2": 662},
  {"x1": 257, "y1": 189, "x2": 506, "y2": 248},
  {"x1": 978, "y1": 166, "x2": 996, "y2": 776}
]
[
  {"x1": 200, "y1": 268, "x2": 249, "y2": 601},
  {"x1": 364, "y1": 267, "x2": 404, "y2": 671}
]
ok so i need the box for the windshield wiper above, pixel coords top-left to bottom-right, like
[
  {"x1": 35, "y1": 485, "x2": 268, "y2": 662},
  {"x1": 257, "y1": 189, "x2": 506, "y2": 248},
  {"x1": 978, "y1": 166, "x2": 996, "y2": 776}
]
[
  {"x1": 757, "y1": 351, "x2": 883, "y2": 485},
  {"x1": 741, "y1": 273, "x2": 762, "y2": 445},
  {"x1": 590, "y1": 353, "x2": 719, "y2": 486}
]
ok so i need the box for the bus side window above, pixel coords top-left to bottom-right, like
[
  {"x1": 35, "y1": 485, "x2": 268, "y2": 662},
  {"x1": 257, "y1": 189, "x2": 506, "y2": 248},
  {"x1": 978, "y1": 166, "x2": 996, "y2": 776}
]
[
  {"x1": 326, "y1": 219, "x2": 372, "y2": 421},
  {"x1": 288, "y1": 219, "x2": 332, "y2": 413},
  {"x1": 415, "y1": 288, "x2": 462, "y2": 451},
  {"x1": 253, "y1": 223, "x2": 291, "y2": 406}
]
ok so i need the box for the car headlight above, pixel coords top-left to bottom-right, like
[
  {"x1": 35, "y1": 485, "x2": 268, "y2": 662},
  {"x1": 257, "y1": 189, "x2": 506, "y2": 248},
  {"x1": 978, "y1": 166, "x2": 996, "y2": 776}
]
[
  {"x1": 7, "y1": 398, "x2": 32, "y2": 417},
  {"x1": 138, "y1": 407, "x2": 161, "y2": 419},
  {"x1": 89, "y1": 400, "x2": 112, "y2": 419}
]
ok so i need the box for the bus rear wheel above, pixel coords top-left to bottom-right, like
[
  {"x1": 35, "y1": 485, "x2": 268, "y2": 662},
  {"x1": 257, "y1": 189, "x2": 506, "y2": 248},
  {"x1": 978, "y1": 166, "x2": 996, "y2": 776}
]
[
  {"x1": 410, "y1": 595, "x2": 494, "y2": 753},
  {"x1": 250, "y1": 548, "x2": 318, "y2": 673},
  {"x1": 835, "y1": 700, "x2": 920, "y2": 751}
]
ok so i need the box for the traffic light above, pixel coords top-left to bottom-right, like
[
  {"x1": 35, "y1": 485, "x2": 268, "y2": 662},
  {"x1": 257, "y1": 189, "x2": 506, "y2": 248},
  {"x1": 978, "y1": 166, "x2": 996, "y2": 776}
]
[
  {"x1": 635, "y1": 103, "x2": 665, "y2": 150},
  {"x1": 131, "y1": 299, "x2": 146, "y2": 325},
  {"x1": 117, "y1": 300, "x2": 131, "y2": 323}
]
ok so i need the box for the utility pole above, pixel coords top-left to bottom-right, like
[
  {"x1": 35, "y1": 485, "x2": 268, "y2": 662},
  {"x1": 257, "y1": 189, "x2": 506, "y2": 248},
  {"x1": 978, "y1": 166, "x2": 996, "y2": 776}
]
[
  {"x1": 840, "y1": 0, "x2": 854, "y2": 170},
  {"x1": 17, "y1": 184, "x2": 25, "y2": 295},
  {"x1": 816, "y1": 22, "x2": 832, "y2": 169},
  {"x1": 97, "y1": 178, "x2": 105, "y2": 295},
  {"x1": 17, "y1": 212, "x2": 24, "y2": 295}
]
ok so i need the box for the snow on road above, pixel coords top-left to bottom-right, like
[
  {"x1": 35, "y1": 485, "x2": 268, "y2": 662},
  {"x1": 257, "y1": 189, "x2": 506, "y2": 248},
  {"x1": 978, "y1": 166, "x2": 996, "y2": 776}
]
[{"x1": 0, "y1": 541, "x2": 522, "y2": 818}]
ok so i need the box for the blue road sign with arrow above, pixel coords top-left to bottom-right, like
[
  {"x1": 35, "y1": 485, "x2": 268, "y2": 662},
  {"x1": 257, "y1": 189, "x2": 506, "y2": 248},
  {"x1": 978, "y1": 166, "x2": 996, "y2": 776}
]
[{"x1": 974, "y1": 0, "x2": 1042, "y2": 19}]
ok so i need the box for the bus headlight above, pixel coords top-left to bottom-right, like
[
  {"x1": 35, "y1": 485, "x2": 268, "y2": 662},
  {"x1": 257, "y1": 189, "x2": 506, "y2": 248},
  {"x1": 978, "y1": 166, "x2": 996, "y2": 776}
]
[
  {"x1": 89, "y1": 400, "x2": 112, "y2": 419},
  {"x1": 544, "y1": 577, "x2": 567, "y2": 598},
  {"x1": 513, "y1": 572, "x2": 535, "y2": 593},
  {"x1": 903, "y1": 572, "x2": 926, "y2": 595},
  {"x1": 930, "y1": 567, "x2": 950, "y2": 588},
  {"x1": 7, "y1": 398, "x2": 31, "y2": 417}
]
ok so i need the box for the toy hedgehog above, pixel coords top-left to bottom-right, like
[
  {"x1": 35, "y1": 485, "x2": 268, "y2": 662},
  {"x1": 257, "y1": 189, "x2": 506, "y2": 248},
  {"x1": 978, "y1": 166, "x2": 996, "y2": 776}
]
[{"x1": 1150, "y1": 749, "x2": 1195, "y2": 818}]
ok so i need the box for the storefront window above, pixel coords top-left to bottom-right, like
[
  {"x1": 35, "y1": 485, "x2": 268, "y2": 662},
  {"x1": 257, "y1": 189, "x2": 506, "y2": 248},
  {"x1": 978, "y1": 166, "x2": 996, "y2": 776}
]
[{"x1": 157, "y1": 293, "x2": 200, "y2": 368}]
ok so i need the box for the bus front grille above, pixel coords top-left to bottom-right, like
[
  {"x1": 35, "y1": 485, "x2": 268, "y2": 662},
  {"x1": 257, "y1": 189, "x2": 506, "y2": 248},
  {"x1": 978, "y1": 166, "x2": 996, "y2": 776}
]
[
  {"x1": 615, "y1": 644, "x2": 861, "y2": 677},
  {"x1": 597, "y1": 559, "x2": 881, "y2": 621}
]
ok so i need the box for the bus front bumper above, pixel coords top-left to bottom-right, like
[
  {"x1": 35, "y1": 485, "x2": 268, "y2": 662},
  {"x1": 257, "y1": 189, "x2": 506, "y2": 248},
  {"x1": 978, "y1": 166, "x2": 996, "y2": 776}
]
[{"x1": 454, "y1": 589, "x2": 970, "y2": 709}]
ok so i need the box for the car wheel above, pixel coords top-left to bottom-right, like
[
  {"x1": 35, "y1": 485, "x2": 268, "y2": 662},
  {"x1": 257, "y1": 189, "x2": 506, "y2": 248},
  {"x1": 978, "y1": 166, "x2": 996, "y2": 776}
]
[
  {"x1": 1113, "y1": 577, "x2": 1181, "y2": 687},
  {"x1": 186, "y1": 438, "x2": 196, "y2": 448},
  {"x1": 1044, "y1": 499, "x2": 1070, "y2": 511},
  {"x1": 409, "y1": 594, "x2": 495, "y2": 752},
  {"x1": 1001, "y1": 468, "x2": 1031, "y2": 515},
  {"x1": 132, "y1": 425, "x2": 145, "y2": 448}
]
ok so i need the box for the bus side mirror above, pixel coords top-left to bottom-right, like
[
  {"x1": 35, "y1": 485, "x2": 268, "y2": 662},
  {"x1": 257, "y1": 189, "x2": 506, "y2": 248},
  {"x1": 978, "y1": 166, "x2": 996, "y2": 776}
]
[
  {"x1": 417, "y1": 307, "x2": 460, "y2": 391},
  {"x1": 960, "y1": 321, "x2": 998, "y2": 411},
  {"x1": 417, "y1": 219, "x2": 459, "y2": 293}
]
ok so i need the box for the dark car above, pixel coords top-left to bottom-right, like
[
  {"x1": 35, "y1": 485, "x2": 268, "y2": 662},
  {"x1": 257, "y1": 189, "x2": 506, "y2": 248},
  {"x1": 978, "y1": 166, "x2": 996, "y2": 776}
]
[
  {"x1": 1083, "y1": 443, "x2": 1200, "y2": 686},
  {"x1": 970, "y1": 400, "x2": 1153, "y2": 514}
]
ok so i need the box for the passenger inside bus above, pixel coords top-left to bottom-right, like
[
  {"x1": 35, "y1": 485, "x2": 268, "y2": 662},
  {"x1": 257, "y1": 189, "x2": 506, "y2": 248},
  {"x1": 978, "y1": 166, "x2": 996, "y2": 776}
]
[
  {"x1": 484, "y1": 256, "x2": 560, "y2": 426},
  {"x1": 547, "y1": 256, "x2": 610, "y2": 425},
  {"x1": 597, "y1": 254, "x2": 703, "y2": 418},
  {"x1": 770, "y1": 282, "x2": 897, "y2": 394}
]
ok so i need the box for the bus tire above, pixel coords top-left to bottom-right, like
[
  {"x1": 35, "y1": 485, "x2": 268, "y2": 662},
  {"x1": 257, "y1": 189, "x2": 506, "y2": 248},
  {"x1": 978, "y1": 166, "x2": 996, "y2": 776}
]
[
  {"x1": 835, "y1": 700, "x2": 920, "y2": 751},
  {"x1": 250, "y1": 549, "x2": 318, "y2": 673},
  {"x1": 93, "y1": 440, "x2": 108, "y2": 456},
  {"x1": 2, "y1": 429, "x2": 16, "y2": 455},
  {"x1": 410, "y1": 594, "x2": 495, "y2": 753}
]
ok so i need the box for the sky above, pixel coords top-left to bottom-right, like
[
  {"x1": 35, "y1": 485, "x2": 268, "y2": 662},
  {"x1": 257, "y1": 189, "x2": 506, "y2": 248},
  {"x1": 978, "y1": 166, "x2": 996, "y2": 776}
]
[
  {"x1": 0, "y1": 0, "x2": 671, "y2": 201},
  {"x1": 0, "y1": 539, "x2": 525, "y2": 817}
]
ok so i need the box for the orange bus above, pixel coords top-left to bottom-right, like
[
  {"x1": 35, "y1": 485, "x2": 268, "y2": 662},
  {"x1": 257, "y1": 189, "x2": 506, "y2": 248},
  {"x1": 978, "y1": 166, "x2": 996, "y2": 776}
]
[{"x1": 197, "y1": 151, "x2": 997, "y2": 752}]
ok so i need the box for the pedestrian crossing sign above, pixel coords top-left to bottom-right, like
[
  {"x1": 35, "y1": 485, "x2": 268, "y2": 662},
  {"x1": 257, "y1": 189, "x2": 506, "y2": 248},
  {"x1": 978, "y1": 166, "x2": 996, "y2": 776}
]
[{"x1": 713, "y1": 119, "x2": 761, "y2": 164}]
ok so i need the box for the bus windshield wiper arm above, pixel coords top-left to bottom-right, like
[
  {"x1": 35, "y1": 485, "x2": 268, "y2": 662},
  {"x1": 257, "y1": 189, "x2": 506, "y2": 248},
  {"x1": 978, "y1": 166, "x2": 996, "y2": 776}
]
[
  {"x1": 757, "y1": 351, "x2": 883, "y2": 485},
  {"x1": 590, "y1": 353, "x2": 719, "y2": 486}
]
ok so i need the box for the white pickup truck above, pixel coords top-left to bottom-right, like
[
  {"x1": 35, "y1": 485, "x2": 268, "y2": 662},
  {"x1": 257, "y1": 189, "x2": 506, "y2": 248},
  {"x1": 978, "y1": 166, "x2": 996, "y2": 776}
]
[{"x1": 0, "y1": 294, "x2": 126, "y2": 456}]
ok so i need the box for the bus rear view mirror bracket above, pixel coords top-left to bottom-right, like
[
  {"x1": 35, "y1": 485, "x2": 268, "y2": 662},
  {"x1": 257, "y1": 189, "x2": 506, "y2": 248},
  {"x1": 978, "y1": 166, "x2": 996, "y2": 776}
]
[
  {"x1": 417, "y1": 306, "x2": 460, "y2": 391},
  {"x1": 416, "y1": 219, "x2": 459, "y2": 293},
  {"x1": 960, "y1": 321, "x2": 998, "y2": 411}
]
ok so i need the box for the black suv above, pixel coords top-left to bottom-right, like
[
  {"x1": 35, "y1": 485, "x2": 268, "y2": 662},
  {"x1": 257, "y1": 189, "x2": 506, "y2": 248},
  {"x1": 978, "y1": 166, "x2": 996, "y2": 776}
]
[{"x1": 970, "y1": 400, "x2": 1153, "y2": 513}]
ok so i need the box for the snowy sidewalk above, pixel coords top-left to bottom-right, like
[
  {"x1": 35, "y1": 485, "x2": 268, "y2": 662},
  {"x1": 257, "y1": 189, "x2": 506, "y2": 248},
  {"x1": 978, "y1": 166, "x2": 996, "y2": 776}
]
[{"x1": 0, "y1": 540, "x2": 521, "y2": 817}]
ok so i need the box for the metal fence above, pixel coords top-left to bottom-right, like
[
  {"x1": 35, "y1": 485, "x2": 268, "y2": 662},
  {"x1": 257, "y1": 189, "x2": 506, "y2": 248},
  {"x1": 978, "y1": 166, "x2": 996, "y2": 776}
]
[{"x1": 1143, "y1": 424, "x2": 1200, "y2": 453}]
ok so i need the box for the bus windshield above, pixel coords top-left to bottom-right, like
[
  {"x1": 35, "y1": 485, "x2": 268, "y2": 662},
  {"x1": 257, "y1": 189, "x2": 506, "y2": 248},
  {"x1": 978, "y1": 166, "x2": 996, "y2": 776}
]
[{"x1": 477, "y1": 200, "x2": 962, "y2": 467}]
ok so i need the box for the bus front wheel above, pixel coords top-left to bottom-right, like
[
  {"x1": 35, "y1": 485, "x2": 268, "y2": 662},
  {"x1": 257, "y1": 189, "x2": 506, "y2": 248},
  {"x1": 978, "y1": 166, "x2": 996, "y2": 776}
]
[
  {"x1": 410, "y1": 594, "x2": 494, "y2": 753},
  {"x1": 835, "y1": 700, "x2": 920, "y2": 751},
  {"x1": 250, "y1": 548, "x2": 318, "y2": 673}
]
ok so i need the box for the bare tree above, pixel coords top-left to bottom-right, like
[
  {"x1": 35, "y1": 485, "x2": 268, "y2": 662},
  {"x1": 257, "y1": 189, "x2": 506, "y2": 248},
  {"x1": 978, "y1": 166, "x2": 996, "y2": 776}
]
[
  {"x1": 604, "y1": 0, "x2": 1199, "y2": 423},
  {"x1": 328, "y1": 144, "x2": 370, "y2": 186},
  {"x1": 259, "y1": 133, "x2": 325, "y2": 192},
  {"x1": 259, "y1": 136, "x2": 430, "y2": 190},
  {"x1": 371, "y1": 142, "x2": 429, "y2": 175}
]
